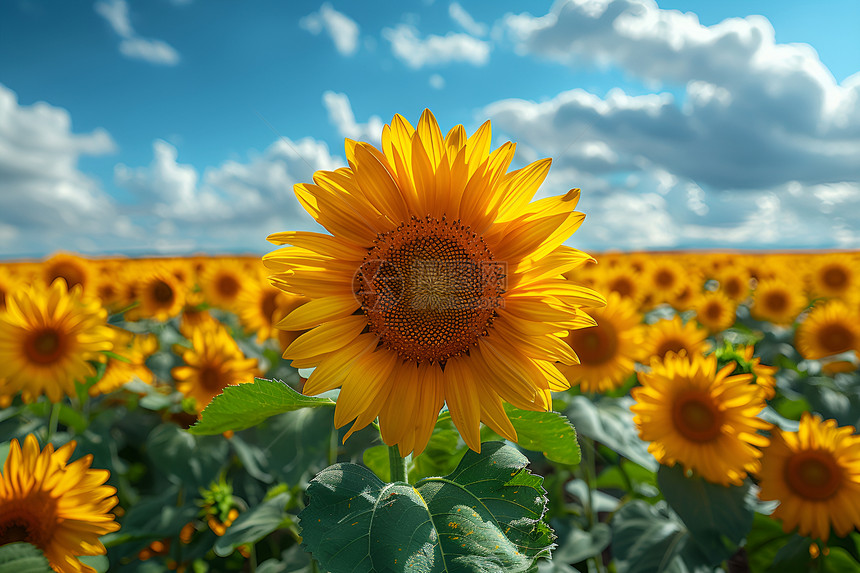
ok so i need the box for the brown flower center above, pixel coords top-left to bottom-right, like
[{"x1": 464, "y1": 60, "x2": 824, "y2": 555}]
[
  {"x1": 215, "y1": 274, "x2": 240, "y2": 299},
  {"x1": 762, "y1": 290, "x2": 788, "y2": 314},
  {"x1": 655, "y1": 337, "x2": 688, "y2": 360},
  {"x1": 0, "y1": 496, "x2": 56, "y2": 548},
  {"x1": 818, "y1": 323, "x2": 854, "y2": 354},
  {"x1": 672, "y1": 392, "x2": 723, "y2": 442},
  {"x1": 609, "y1": 276, "x2": 635, "y2": 298},
  {"x1": 25, "y1": 329, "x2": 66, "y2": 365},
  {"x1": 654, "y1": 269, "x2": 676, "y2": 289},
  {"x1": 703, "y1": 301, "x2": 724, "y2": 322},
  {"x1": 355, "y1": 216, "x2": 504, "y2": 364},
  {"x1": 199, "y1": 365, "x2": 225, "y2": 392},
  {"x1": 785, "y1": 450, "x2": 842, "y2": 501},
  {"x1": 150, "y1": 279, "x2": 175, "y2": 305},
  {"x1": 261, "y1": 291, "x2": 279, "y2": 324},
  {"x1": 46, "y1": 261, "x2": 85, "y2": 290},
  {"x1": 821, "y1": 265, "x2": 848, "y2": 291},
  {"x1": 723, "y1": 276, "x2": 744, "y2": 299},
  {"x1": 568, "y1": 321, "x2": 618, "y2": 365}
]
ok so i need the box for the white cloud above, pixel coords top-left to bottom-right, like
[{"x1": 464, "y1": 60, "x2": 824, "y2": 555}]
[
  {"x1": 0, "y1": 84, "x2": 127, "y2": 256},
  {"x1": 299, "y1": 3, "x2": 360, "y2": 56},
  {"x1": 449, "y1": 3, "x2": 487, "y2": 37},
  {"x1": 429, "y1": 73, "x2": 445, "y2": 90},
  {"x1": 322, "y1": 91, "x2": 384, "y2": 146},
  {"x1": 113, "y1": 137, "x2": 343, "y2": 251},
  {"x1": 95, "y1": 0, "x2": 180, "y2": 65},
  {"x1": 383, "y1": 24, "x2": 491, "y2": 68}
]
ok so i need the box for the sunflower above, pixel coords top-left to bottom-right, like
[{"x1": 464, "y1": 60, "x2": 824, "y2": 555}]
[
  {"x1": 265, "y1": 110, "x2": 604, "y2": 455},
  {"x1": 200, "y1": 259, "x2": 247, "y2": 313},
  {"x1": 757, "y1": 413, "x2": 860, "y2": 541},
  {"x1": 89, "y1": 329, "x2": 157, "y2": 397},
  {"x1": 0, "y1": 267, "x2": 19, "y2": 311},
  {"x1": 560, "y1": 292, "x2": 644, "y2": 393},
  {"x1": 750, "y1": 277, "x2": 807, "y2": 326},
  {"x1": 642, "y1": 315, "x2": 710, "y2": 364},
  {"x1": 806, "y1": 253, "x2": 857, "y2": 302},
  {"x1": 42, "y1": 252, "x2": 93, "y2": 294},
  {"x1": 643, "y1": 258, "x2": 688, "y2": 308},
  {"x1": 598, "y1": 264, "x2": 647, "y2": 308},
  {"x1": 127, "y1": 265, "x2": 186, "y2": 322},
  {"x1": 0, "y1": 434, "x2": 120, "y2": 573},
  {"x1": 171, "y1": 322, "x2": 259, "y2": 413},
  {"x1": 741, "y1": 345, "x2": 777, "y2": 400},
  {"x1": 694, "y1": 290, "x2": 737, "y2": 334},
  {"x1": 795, "y1": 299, "x2": 860, "y2": 360},
  {"x1": 179, "y1": 290, "x2": 216, "y2": 337},
  {"x1": 631, "y1": 352, "x2": 771, "y2": 486},
  {"x1": 716, "y1": 266, "x2": 751, "y2": 303},
  {"x1": 237, "y1": 280, "x2": 296, "y2": 343},
  {"x1": 0, "y1": 280, "x2": 114, "y2": 403}
]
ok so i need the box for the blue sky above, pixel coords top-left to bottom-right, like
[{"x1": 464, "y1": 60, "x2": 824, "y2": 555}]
[{"x1": 1, "y1": 0, "x2": 859, "y2": 259}]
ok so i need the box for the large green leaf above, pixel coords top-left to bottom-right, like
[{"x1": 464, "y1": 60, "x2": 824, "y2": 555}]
[
  {"x1": 0, "y1": 543, "x2": 53, "y2": 573},
  {"x1": 189, "y1": 378, "x2": 334, "y2": 435},
  {"x1": 146, "y1": 424, "x2": 229, "y2": 487},
  {"x1": 300, "y1": 441, "x2": 554, "y2": 572},
  {"x1": 565, "y1": 396, "x2": 658, "y2": 471},
  {"x1": 611, "y1": 500, "x2": 711, "y2": 573},
  {"x1": 503, "y1": 404, "x2": 580, "y2": 465},
  {"x1": 657, "y1": 465, "x2": 755, "y2": 565}
]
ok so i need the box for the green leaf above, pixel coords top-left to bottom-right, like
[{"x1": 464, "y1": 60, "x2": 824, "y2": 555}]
[
  {"x1": 657, "y1": 465, "x2": 755, "y2": 565},
  {"x1": 189, "y1": 378, "x2": 334, "y2": 435},
  {"x1": 300, "y1": 441, "x2": 554, "y2": 572},
  {"x1": 745, "y1": 512, "x2": 793, "y2": 573},
  {"x1": 766, "y1": 535, "x2": 813, "y2": 573},
  {"x1": 146, "y1": 424, "x2": 229, "y2": 487},
  {"x1": 503, "y1": 404, "x2": 580, "y2": 465},
  {"x1": 611, "y1": 500, "x2": 710, "y2": 573},
  {"x1": 0, "y1": 543, "x2": 53, "y2": 573},
  {"x1": 214, "y1": 492, "x2": 292, "y2": 557},
  {"x1": 552, "y1": 523, "x2": 611, "y2": 564},
  {"x1": 565, "y1": 395, "x2": 658, "y2": 471}
]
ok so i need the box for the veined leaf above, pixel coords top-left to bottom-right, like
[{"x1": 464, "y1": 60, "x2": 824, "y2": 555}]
[
  {"x1": 300, "y1": 441, "x2": 554, "y2": 572},
  {"x1": 189, "y1": 378, "x2": 334, "y2": 435},
  {"x1": 0, "y1": 543, "x2": 53, "y2": 573}
]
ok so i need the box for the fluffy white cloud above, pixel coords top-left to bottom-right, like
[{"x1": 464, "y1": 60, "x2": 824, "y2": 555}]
[
  {"x1": 322, "y1": 91, "x2": 384, "y2": 146},
  {"x1": 95, "y1": 0, "x2": 180, "y2": 65},
  {"x1": 449, "y1": 3, "x2": 487, "y2": 37},
  {"x1": 0, "y1": 84, "x2": 130, "y2": 256},
  {"x1": 299, "y1": 3, "x2": 360, "y2": 56},
  {"x1": 113, "y1": 137, "x2": 343, "y2": 251},
  {"x1": 383, "y1": 24, "x2": 491, "y2": 68}
]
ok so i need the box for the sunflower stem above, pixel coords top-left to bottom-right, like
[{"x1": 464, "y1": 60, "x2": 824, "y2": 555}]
[
  {"x1": 388, "y1": 445, "x2": 408, "y2": 483},
  {"x1": 46, "y1": 401, "x2": 61, "y2": 443}
]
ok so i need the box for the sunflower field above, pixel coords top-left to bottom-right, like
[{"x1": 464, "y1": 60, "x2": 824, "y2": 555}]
[{"x1": 2, "y1": 113, "x2": 860, "y2": 573}]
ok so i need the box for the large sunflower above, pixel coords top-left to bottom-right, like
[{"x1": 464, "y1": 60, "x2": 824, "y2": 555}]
[
  {"x1": 806, "y1": 253, "x2": 857, "y2": 302},
  {"x1": 795, "y1": 299, "x2": 860, "y2": 360},
  {"x1": 750, "y1": 277, "x2": 807, "y2": 326},
  {"x1": 0, "y1": 434, "x2": 120, "y2": 573},
  {"x1": 757, "y1": 413, "x2": 860, "y2": 541},
  {"x1": 171, "y1": 322, "x2": 259, "y2": 413},
  {"x1": 631, "y1": 353, "x2": 771, "y2": 486},
  {"x1": 265, "y1": 110, "x2": 604, "y2": 454},
  {"x1": 560, "y1": 291, "x2": 644, "y2": 393},
  {"x1": 0, "y1": 280, "x2": 114, "y2": 403}
]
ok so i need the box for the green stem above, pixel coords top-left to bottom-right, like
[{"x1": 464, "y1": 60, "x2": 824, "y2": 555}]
[
  {"x1": 388, "y1": 445, "x2": 408, "y2": 483},
  {"x1": 581, "y1": 437, "x2": 605, "y2": 573},
  {"x1": 46, "y1": 402, "x2": 61, "y2": 443}
]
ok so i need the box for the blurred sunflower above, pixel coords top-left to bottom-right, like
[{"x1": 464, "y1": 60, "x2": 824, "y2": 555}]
[
  {"x1": 237, "y1": 280, "x2": 296, "y2": 343},
  {"x1": 642, "y1": 315, "x2": 709, "y2": 364},
  {"x1": 741, "y1": 345, "x2": 777, "y2": 400},
  {"x1": 758, "y1": 414, "x2": 860, "y2": 541},
  {"x1": 89, "y1": 329, "x2": 157, "y2": 396},
  {"x1": 716, "y1": 266, "x2": 751, "y2": 303},
  {"x1": 631, "y1": 352, "x2": 771, "y2": 486},
  {"x1": 693, "y1": 290, "x2": 737, "y2": 333},
  {"x1": 265, "y1": 110, "x2": 603, "y2": 455},
  {"x1": 560, "y1": 292, "x2": 644, "y2": 393},
  {"x1": 180, "y1": 290, "x2": 216, "y2": 337},
  {"x1": 0, "y1": 435, "x2": 120, "y2": 573},
  {"x1": 807, "y1": 253, "x2": 856, "y2": 301},
  {"x1": 599, "y1": 264, "x2": 647, "y2": 308},
  {"x1": 0, "y1": 280, "x2": 114, "y2": 403},
  {"x1": 171, "y1": 322, "x2": 259, "y2": 413},
  {"x1": 42, "y1": 252, "x2": 92, "y2": 294},
  {"x1": 0, "y1": 267, "x2": 19, "y2": 311},
  {"x1": 751, "y1": 278, "x2": 807, "y2": 325},
  {"x1": 643, "y1": 258, "x2": 688, "y2": 308},
  {"x1": 128, "y1": 265, "x2": 186, "y2": 322},
  {"x1": 795, "y1": 299, "x2": 860, "y2": 360},
  {"x1": 200, "y1": 259, "x2": 247, "y2": 313}
]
